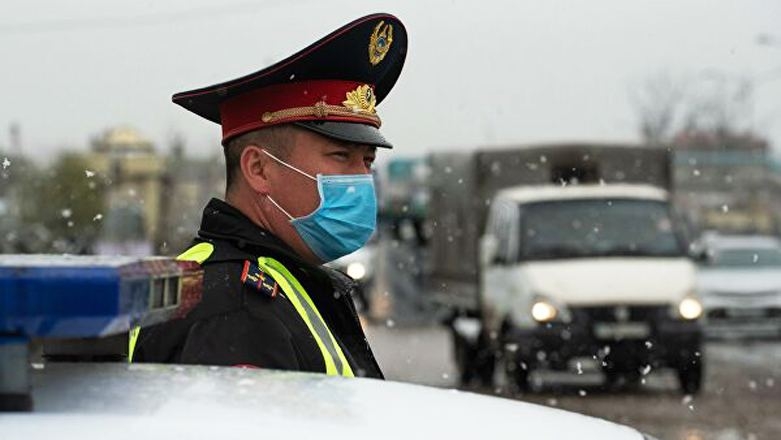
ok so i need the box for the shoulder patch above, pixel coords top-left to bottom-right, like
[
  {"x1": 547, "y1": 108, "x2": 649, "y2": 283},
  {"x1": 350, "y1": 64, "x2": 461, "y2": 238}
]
[{"x1": 241, "y1": 260, "x2": 280, "y2": 298}]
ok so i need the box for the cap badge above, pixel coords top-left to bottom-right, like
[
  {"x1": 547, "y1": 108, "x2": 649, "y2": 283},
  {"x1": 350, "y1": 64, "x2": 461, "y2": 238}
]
[
  {"x1": 343, "y1": 84, "x2": 376, "y2": 114},
  {"x1": 369, "y1": 20, "x2": 393, "y2": 66}
]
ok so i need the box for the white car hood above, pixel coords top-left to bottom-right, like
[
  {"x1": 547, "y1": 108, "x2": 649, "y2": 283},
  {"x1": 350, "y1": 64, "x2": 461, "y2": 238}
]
[
  {"x1": 522, "y1": 258, "x2": 696, "y2": 305},
  {"x1": 4, "y1": 363, "x2": 642, "y2": 440},
  {"x1": 698, "y1": 268, "x2": 781, "y2": 294}
]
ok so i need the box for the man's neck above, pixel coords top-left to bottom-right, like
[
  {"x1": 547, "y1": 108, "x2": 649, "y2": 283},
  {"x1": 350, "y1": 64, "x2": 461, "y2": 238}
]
[{"x1": 225, "y1": 187, "x2": 322, "y2": 265}]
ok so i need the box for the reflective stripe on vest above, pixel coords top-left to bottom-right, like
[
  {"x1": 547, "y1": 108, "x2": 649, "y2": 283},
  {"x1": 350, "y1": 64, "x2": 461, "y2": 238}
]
[
  {"x1": 256, "y1": 256, "x2": 354, "y2": 378},
  {"x1": 127, "y1": 242, "x2": 215, "y2": 362}
]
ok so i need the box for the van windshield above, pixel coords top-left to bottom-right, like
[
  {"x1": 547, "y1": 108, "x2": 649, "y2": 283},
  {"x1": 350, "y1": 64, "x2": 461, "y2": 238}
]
[{"x1": 519, "y1": 198, "x2": 686, "y2": 260}]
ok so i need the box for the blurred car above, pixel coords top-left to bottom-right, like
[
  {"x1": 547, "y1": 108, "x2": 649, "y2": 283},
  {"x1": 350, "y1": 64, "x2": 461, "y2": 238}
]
[
  {"x1": 697, "y1": 235, "x2": 781, "y2": 339},
  {"x1": 327, "y1": 242, "x2": 377, "y2": 312}
]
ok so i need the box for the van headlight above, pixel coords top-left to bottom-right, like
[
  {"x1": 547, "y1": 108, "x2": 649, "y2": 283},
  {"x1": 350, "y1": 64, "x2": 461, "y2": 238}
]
[
  {"x1": 678, "y1": 297, "x2": 703, "y2": 320},
  {"x1": 346, "y1": 262, "x2": 367, "y2": 280},
  {"x1": 531, "y1": 301, "x2": 558, "y2": 322}
]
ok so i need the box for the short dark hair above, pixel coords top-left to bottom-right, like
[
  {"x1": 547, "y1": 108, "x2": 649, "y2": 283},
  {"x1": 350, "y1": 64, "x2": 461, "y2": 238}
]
[{"x1": 223, "y1": 125, "x2": 296, "y2": 193}]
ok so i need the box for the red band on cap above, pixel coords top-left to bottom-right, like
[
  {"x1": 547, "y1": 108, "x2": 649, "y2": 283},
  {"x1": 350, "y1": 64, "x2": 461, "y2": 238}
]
[{"x1": 219, "y1": 79, "x2": 378, "y2": 144}]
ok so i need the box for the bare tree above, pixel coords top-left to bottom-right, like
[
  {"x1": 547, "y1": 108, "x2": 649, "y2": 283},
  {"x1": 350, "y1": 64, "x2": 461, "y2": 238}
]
[
  {"x1": 632, "y1": 71, "x2": 759, "y2": 149},
  {"x1": 630, "y1": 72, "x2": 686, "y2": 145}
]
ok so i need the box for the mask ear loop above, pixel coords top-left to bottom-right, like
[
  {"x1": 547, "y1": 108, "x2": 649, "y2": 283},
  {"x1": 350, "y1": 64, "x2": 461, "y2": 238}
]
[
  {"x1": 266, "y1": 195, "x2": 295, "y2": 220},
  {"x1": 262, "y1": 149, "x2": 317, "y2": 181},
  {"x1": 261, "y1": 149, "x2": 319, "y2": 221}
]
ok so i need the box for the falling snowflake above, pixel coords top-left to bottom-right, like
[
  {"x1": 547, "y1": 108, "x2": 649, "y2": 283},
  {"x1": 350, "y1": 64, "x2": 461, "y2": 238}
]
[
  {"x1": 1, "y1": 157, "x2": 10, "y2": 169},
  {"x1": 93, "y1": 214, "x2": 103, "y2": 221},
  {"x1": 519, "y1": 361, "x2": 528, "y2": 370},
  {"x1": 61, "y1": 209, "x2": 72, "y2": 219},
  {"x1": 85, "y1": 169, "x2": 95, "y2": 178}
]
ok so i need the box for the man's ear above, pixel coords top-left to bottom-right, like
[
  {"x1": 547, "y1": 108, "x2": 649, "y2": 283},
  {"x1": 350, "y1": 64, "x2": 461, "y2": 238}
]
[{"x1": 239, "y1": 145, "x2": 272, "y2": 195}]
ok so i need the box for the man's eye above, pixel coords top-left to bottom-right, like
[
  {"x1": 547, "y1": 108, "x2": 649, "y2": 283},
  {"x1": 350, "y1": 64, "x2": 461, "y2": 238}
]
[{"x1": 331, "y1": 151, "x2": 349, "y2": 160}]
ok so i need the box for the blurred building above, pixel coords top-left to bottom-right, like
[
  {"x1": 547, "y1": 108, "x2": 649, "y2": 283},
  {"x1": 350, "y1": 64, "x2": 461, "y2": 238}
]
[
  {"x1": 86, "y1": 127, "x2": 225, "y2": 256},
  {"x1": 672, "y1": 130, "x2": 781, "y2": 235},
  {"x1": 157, "y1": 136, "x2": 225, "y2": 254},
  {"x1": 86, "y1": 127, "x2": 164, "y2": 255}
]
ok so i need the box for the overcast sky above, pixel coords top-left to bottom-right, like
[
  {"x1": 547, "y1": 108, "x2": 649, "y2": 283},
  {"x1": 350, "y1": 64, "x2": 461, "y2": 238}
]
[{"x1": 0, "y1": 0, "x2": 779, "y2": 162}]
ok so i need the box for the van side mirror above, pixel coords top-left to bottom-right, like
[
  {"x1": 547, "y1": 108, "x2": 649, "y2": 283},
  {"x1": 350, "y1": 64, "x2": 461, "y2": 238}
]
[
  {"x1": 479, "y1": 235, "x2": 499, "y2": 267},
  {"x1": 691, "y1": 249, "x2": 710, "y2": 264},
  {"x1": 687, "y1": 241, "x2": 710, "y2": 264}
]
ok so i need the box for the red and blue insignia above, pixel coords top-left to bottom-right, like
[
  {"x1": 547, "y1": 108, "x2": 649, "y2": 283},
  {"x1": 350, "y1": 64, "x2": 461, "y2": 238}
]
[{"x1": 241, "y1": 260, "x2": 279, "y2": 298}]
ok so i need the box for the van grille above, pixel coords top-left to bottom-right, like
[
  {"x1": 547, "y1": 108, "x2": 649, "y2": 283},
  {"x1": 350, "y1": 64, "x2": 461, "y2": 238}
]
[{"x1": 569, "y1": 305, "x2": 669, "y2": 323}]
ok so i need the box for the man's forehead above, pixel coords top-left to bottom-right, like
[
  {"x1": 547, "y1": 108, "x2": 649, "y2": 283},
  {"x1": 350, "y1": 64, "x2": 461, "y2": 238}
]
[
  {"x1": 294, "y1": 128, "x2": 376, "y2": 152},
  {"x1": 319, "y1": 142, "x2": 378, "y2": 155},
  {"x1": 341, "y1": 143, "x2": 377, "y2": 153}
]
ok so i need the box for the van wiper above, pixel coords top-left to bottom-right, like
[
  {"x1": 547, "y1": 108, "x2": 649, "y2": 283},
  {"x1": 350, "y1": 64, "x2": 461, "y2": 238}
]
[
  {"x1": 595, "y1": 246, "x2": 680, "y2": 257},
  {"x1": 524, "y1": 246, "x2": 586, "y2": 259}
]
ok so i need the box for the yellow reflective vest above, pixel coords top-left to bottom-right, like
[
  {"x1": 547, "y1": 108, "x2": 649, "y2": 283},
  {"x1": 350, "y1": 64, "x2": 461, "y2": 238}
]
[{"x1": 128, "y1": 242, "x2": 353, "y2": 377}]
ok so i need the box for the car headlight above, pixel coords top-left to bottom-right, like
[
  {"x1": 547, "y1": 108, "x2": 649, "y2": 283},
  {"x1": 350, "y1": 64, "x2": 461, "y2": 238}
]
[
  {"x1": 531, "y1": 300, "x2": 558, "y2": 322},
  {"x1": 678, "y1": 297, "x2": 703, "y2": 320},
  {"x1": 346, "y1": 262, "x2": 367, "y2": 280}
]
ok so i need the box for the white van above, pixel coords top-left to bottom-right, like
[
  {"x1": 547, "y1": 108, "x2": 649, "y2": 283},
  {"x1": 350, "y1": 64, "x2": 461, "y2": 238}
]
[{"x1": 479, "y1": 184, "x2": 703, "y2": 393}]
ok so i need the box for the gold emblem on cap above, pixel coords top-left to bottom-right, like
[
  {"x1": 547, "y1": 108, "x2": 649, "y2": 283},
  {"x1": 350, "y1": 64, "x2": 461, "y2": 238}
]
[
  {"x1": 259, "y1": 84, "x2": 381, "y2": 127},
  {"x1": 343, "y1": 84, "x2": 376, "y2": 114},
  {"x1": 369, "y1": 21, "x2": 393, "y2": 66}
]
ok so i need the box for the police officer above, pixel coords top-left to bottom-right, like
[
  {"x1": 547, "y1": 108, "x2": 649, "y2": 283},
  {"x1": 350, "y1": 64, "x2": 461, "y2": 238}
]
[{"x1": 131, "y1": 14, "x2": 407, "y2": 379}]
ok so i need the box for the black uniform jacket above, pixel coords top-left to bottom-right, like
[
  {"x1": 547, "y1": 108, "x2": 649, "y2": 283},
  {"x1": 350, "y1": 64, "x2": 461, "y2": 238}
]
[{"x1": 134, "y1": 198, "x2": 384, "y2": 379}]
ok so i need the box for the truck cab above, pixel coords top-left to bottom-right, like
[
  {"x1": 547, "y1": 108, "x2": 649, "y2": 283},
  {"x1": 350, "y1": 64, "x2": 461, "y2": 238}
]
[{"x1": 479, "y1": 184, "x2": 703, "y2": 393}]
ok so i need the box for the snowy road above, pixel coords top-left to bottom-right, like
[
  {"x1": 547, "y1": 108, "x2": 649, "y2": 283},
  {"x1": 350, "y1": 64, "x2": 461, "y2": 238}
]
[{"x1": 366, "y1": 324, "x2": 781, "y2": 440}]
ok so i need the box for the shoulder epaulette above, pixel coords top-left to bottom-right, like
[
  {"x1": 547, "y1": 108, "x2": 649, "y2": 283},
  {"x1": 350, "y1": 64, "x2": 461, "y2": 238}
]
[{"x1": 241, "y1": 260, "x2": 279, "y2": 298}]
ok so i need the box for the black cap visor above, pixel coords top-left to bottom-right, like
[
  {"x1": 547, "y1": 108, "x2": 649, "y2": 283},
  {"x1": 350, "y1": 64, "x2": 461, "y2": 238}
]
[{"x1": 294, "y1": 121, "x2": 393, "y2": 149}]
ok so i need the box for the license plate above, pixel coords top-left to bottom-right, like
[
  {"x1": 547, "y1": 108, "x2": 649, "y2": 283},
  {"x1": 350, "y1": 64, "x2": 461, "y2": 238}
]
[{"x1": 594, "y1": 322, "x2": 650, "y2": 340}]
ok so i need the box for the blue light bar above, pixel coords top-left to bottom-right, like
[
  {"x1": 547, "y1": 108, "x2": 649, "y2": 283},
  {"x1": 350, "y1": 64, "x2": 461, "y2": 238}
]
[{"x1": 0, "y1": 255, "x2": 203, "y2": 339}]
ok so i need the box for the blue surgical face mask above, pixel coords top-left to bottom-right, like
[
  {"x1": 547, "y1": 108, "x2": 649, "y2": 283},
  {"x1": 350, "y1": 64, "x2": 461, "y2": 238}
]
[{"x1": 263, "y1": 150, "x2": 377, "y2": 263}]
